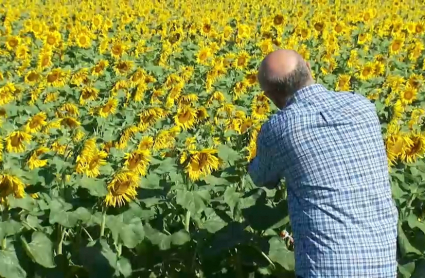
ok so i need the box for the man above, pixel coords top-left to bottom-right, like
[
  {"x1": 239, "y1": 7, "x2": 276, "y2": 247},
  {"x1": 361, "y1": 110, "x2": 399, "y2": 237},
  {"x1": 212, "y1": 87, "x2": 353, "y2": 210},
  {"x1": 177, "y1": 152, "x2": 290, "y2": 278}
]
[{"x1": 248, "y1": 49, "x2": 398, "y2": 278}]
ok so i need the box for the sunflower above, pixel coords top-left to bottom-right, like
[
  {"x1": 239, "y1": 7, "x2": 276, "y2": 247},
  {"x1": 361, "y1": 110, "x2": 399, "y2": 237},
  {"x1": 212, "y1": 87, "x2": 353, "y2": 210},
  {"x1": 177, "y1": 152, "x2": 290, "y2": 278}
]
[
  {"x1": 99, "y1": 98, "x2": 118, "y2": 118},
  {"x1": 124, "y1": 149, "x2": 151, "y2": 176},
  {"x1": 401, "y1": 133, "x2": 425, "y2": 163},
  {"x1": 251, "y1": 103, "x2": 270, "y2": 120},
  {"x1": 58, "y1": 103, "x2": 80, "y2": 117},
  {"x1": 196, "y1": 47, "x2": 212, "y2": 65},
  {"x1": 234, "y1": 51, "x2": 250, "y2": 70},
  {"x1": 115, "y1": 126, "x2": 139, "y2": 150},
  {"x1": 37, "y1": 51, "x2": 53, "y2": 70},
  {"x1": 336, "y1": 74, "x2": 351, "y2": 91},
  {"x1": 138, "y1": 108, "x2": 165, "y2": 131},
  {"x1": 407, "y1": 74, "x2": 423, "y2": 90},
  {"x1": 27, "y1": 147, "x2": 50, "y2": 170},
  {"x1": 15, "y1": 45, "x2": 30, "y2": 60},
  {"x1": 110, "y1": 40, "x2": 127, "y2": 59},
  {"x1": 43, "y1": 31, "x2": 61, "y2": 48},
  {"x1": 185, "y1": 149, "x2": 220, "y2": 181},
  {"x1": 5, "y1": 35, "x2": 20, "y2": 50},
  {"x1": 80, "y1": 87, "x2": 99, "y2": 104},
  {"x1": 24, "y1": 70, "x2": 41, "y2": 85},
  {"x1": 400, "y1": 85, "x2": 418, "y2": 105},
  {"x1": 76, "y1": 139, "x2": 108, "y2": 178},
  {"x1": 389, "y1": 37, "x2": 404, "y2": 55},
  {"x1": 0, "y1": 83, "x2": 16, "y2": 106},
  {"x1": 178, "y1": 94, "x2": 198, "y2": 106},
  {"x1": 385, "y1": 133, "x2": 413, "y2": 165},
  {"x1": 92, "y1": 60, "x2": 109, "y2": 76},
  {"x1": 138, "y1": 136, "x2": 154, "y2": 151},
  {"x1": 70, "y1": 68, "x2": 90, "y2": 87},
  {"x1": 5, "y1": 131, "x2": 32, "y2": 153},
  {"x1": 104, "y1": 171, "x2": 140, "y2": 207},
  {"x1": 358, "y1": 63, "x2": 374, "y2": 80},
  {"x1": 25, "y1": 112, "x2": 48, "y2": 133},
  {"x1": 153, "y1": 130, "x2": 176, "y2": 151},
  {"x1": 76, "y1": 33, "x2": 92, "y2": 49},
  {"x1": 45, "y1": 68, "x2": 68, "y2": 87},
  {"x1": 0, "y1": 174, "x2": 26, "y2": 199},
  {"x1": 175, "y1": 105, "x2": 197, "y2": 130},
  {"x1": 60, "y1": 117, "x2": 81, "y2": 129},
  {"x1": 196, "y1": 107, "x2": 209, "y2": 122},
  {"x1": 114, "y1": 60, "x2": 134, "y2": 75}
]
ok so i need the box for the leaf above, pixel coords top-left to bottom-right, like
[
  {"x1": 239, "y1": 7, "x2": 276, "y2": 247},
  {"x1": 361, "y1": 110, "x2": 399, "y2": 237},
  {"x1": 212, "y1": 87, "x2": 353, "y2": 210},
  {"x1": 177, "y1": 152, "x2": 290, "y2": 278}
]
[
  {"x1": 268, "y1": 236, "x2": 295, "y2": 271},
  {"x1": 22, "y1": 232, "x2": 55, "y2": 268},
  {"x1": 0, "y1": 220, "x2": 22, "y2": 241},
  {"x1": 171, "y1": 230, "x2": 190, "y2": 246},
  {"x1": 79, "y1": 176, "x2": 108, "y2": 197},
  {"x1": 106, "y1": 215, "x2": 145, "y2": 248},
  {"x1": 141, "y1": 173, "x2": 161, "y2": 189},
  {"x1": 217, "y1": 144, "x2": 240, "y2": 163},
  {"x1": 398, "y1": 223, "x2": 421, "y2": 256},
  {"x1": 117, "y1": 257, "x2": 132, "y2": 278},
  {"x1": 153, "y1": 157, "x2": 177, "y2": 174},
  {"x1": 176, "y1": 189, "x2": 209, "y2": 216},
  {"x1": 73, "y1": 207, "x2": 92, "y2": 224},
  {"x1": 399, "y1": 261, "x2": 415, "y2": 278},
  {"x1": 50, "y1": 209, "x2": 78, "y2": 228},
  {"x1": 242, "y1": 200, "x2": 288, "y2": 231},
  {"x1": 120, "y1": 219, "x2": 145, "y2": 248},
  {"x1": 8, "y1": 196, "x2": 37, "y2": 212},
  {"x1": 224, "y1": 187, "x2": 240, "y2": 214},
  {"x1": 203, "y1": 175, "x2": 231, "y2": 186},
  {"x1": 407, "y1": 215, "x2": 425, "y2": 235},
  {"x1": 0, "y1": 249, "x2": 26, "y2": 278}
]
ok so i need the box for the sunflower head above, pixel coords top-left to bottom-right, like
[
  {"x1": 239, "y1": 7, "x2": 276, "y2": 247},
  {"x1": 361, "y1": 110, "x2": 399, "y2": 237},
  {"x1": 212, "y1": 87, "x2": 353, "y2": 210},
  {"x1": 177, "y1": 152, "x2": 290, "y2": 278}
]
[{"x1": 104, "y1": 171, "x2": 140, "y2": 207}]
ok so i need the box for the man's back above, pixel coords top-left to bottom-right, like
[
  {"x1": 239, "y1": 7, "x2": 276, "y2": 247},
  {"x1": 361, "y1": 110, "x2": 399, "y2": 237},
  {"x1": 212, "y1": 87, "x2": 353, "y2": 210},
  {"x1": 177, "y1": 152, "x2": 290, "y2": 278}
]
[{"x1": 250, "y1": 84, "x2": 398, "y2": 277}]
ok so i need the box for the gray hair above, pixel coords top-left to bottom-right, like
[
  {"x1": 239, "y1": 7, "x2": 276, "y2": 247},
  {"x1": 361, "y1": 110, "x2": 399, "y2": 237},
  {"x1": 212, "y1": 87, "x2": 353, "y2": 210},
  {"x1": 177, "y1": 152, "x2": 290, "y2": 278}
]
[{"x1": 258, "y1": 57, "x2": 311, "y2": 101}]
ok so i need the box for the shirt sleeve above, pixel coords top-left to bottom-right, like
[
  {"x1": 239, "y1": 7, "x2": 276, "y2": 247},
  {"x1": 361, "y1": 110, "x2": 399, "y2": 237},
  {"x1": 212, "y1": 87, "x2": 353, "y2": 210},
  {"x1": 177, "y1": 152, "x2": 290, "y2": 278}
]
[{"x1": 248, "y1": 120, "x2": 282, "y2": 188}]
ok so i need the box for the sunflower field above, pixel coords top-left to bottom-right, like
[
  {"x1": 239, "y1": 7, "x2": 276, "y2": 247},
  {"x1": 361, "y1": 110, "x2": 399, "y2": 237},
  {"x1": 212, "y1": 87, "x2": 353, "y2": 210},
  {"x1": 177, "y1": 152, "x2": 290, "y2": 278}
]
[{"x1": 0, "y1": 0, "x2": 425, "y2": 277}]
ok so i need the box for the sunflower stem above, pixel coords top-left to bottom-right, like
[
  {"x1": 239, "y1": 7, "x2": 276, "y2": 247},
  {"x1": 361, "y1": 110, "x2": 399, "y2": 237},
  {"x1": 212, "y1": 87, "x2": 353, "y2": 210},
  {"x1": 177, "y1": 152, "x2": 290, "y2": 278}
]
[
  {"x1": 185, "y1": 210, "x2": 191, "y2": 232},
  {"x1": 1, "y1": 204, "x2": 9, "y2": 250},
  {"x1": 100, "y1": 206, "x2": 107, "y2": 238},
  {"x1": 57, "y1": 225, "x2": 66, "y2": 255}
]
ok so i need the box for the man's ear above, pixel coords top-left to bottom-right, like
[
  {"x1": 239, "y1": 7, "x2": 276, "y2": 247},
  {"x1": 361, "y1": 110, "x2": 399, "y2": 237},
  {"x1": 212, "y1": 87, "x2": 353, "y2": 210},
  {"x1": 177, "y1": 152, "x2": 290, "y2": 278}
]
[{"x1": 306, "y1": 61, "x2": 311, "y2": 71}]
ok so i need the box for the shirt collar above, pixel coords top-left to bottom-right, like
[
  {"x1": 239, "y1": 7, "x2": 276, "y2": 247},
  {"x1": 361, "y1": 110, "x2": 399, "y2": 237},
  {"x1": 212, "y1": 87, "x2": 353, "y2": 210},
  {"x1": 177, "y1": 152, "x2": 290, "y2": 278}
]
[{"x1": 285, "y1": 83, "x2": 328, "y2": 107}]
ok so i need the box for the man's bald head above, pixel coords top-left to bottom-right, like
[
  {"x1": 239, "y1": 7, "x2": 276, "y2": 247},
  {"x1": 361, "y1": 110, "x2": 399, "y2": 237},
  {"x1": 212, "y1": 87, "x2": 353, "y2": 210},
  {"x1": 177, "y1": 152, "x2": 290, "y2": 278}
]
[{"x1": 258, "y1": 49, "x2": 313, "y2": 109}]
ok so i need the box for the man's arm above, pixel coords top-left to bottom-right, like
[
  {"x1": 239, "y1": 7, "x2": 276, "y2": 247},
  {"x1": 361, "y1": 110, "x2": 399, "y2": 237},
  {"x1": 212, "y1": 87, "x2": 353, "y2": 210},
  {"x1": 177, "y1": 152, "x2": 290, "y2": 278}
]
[{"x1": 247, "y1": 121, "x2": 282, "y2": 189}]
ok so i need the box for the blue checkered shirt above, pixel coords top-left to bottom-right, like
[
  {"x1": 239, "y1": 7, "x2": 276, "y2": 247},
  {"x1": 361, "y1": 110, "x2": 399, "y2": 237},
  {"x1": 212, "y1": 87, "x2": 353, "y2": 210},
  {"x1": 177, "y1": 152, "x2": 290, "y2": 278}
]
[{"x1": 248, "y1": 84, "x2": 398, "y2": 277}]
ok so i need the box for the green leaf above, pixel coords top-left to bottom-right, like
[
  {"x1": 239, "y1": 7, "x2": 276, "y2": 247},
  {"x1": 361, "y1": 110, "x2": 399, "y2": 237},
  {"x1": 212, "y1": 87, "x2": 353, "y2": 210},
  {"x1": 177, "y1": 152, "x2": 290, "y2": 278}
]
[
  {"x1": 171, "y1": 230, "x2": 190, "y2": 246},
  {"x1": 22, "y1": 232, "x2": 55, "y2": 268},
  {"x1": 153, "y1": 157, "x2": 177, "y2": 174},
  {"x1": 49, "y1": 207, "x2": 79, "y2": 228},
  {"x1": 176, "y1": 189, "x2": 209, "y2": 216},
  {"x1": 399, "y1": 262, "x2": 415, "y2": 278},
  {"x1": 224, "y1": 187, "x2": 240, "y2": 214},
  {"x1": 398, "y1": 223, "x2": 421, "y2": 256},
  {"x1": 106, "y1": 215, "x2": 145, "y2": 248},
  {"x1": 217, "y1": 144, "x2": 240, "y2": 163},
  {"x1": 0, "y1": 220, "x2": 22, "y2": 241},
  {"x1": 0, "y1": 249, "x2": 26, "y2": 278},
  {"x1": 268, "y1": 236, "x2": 295, "y2": 271},
  {"x1": 203, "y1": 175, "x2": 231, "y2": 186},
  {"x1": 141, "y1": 173, "x2": 161, "y2": 189},
  {"x1": 79, "y1": 176, "x2": 108, "y2": 197},
  {"x1": 117, "y1": 257, "x2": 132, "y2": 278},
  {"x1": 8, "y1": 196, "x2": 37, "y2": 212},
  {"x1": 120, "y1": 219, "x2": 145, "y2": 248},
  {"x1": 407, "y1": 215, "x2": 425, "y2": 235},
  {"x1": 73, "y1": 207, "x2": 92, "y2": 224}
]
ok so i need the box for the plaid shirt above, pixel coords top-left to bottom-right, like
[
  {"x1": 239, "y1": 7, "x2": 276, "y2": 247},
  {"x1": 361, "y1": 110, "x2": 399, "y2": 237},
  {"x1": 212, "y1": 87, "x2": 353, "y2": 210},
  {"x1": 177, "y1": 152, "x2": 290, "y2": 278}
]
[{"x1": 248, "y1": 84, "x2": 398, "y2": 277}]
